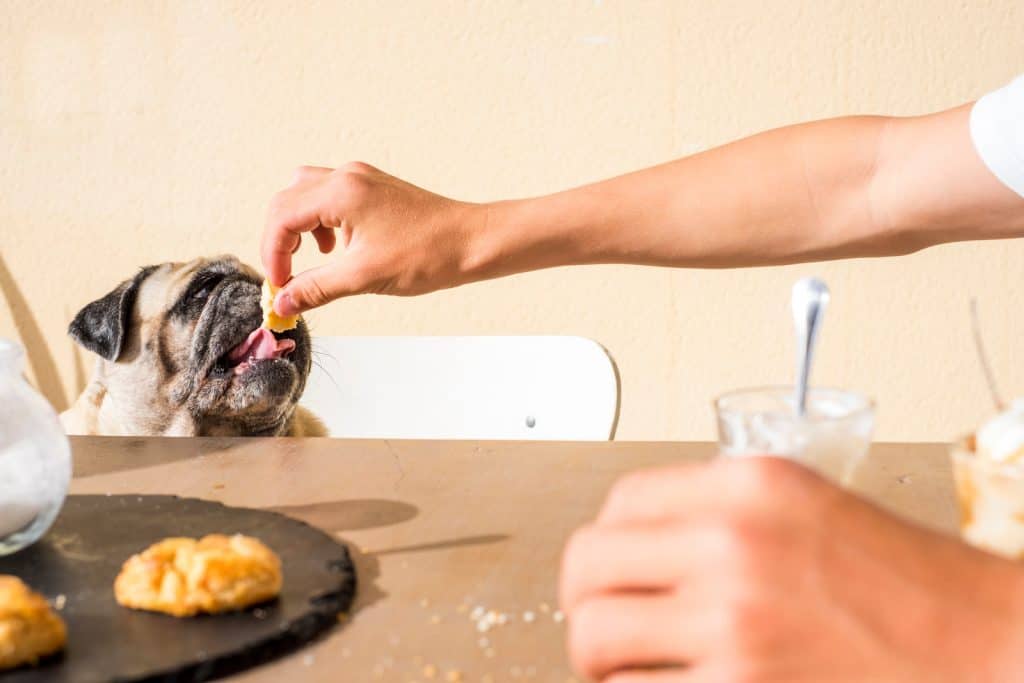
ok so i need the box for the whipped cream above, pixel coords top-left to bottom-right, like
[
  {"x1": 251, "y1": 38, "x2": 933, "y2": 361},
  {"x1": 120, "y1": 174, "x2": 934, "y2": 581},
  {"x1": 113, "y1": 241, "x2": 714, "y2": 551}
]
[{"x1": 977, "y1": 398, "x2": 1024, "y2": 464}]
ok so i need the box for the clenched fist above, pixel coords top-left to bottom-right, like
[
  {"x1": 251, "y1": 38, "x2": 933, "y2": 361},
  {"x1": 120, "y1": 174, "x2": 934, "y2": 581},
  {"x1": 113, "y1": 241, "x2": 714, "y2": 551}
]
[{"x1": 560, "y1": 457, "x2": 1024, "y2": 682}]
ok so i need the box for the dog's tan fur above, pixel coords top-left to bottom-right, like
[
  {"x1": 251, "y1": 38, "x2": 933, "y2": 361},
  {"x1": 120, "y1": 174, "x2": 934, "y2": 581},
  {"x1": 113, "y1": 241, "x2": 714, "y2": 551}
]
[{"x1": 61, "y1": 257, "x2": 325, "y2": 437}]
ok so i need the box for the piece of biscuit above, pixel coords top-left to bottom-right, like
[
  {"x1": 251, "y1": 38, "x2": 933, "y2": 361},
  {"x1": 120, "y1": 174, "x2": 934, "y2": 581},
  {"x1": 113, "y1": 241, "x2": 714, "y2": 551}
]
[
  {"x1": 114, "y1": 534, "x2": 283, "y2": 617},
  {"x1": 0, "y1": 576, "x2": 67, "y2": 671},
  {"x1": 261, "y1": 280, "x2": 298, "y2": 332}
]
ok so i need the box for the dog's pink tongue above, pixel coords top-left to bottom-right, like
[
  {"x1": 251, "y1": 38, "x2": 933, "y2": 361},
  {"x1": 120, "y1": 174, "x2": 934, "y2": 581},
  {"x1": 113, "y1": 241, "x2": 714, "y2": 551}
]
[{"x1": 228, "y1": 328, "x2": 295, "y2": 362}]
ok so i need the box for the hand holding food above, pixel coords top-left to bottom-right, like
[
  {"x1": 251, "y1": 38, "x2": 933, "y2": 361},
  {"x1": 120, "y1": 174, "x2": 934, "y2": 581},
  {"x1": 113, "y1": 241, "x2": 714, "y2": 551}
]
[{"x1": 261, "y1": 163, "x2": 485, "y2": 314}]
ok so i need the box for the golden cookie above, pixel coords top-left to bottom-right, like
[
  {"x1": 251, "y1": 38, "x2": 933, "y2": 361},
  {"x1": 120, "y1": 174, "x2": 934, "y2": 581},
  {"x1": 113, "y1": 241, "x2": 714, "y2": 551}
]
[
  {"x1": 114, "y1": 534, "x2": 282, "y2": 617},
  {"x1": 0, "y1": 576, "x2": 66, "y2": 670},
  {"x1": 261, "y1": 280, "x2": 298, "y2": 332}
]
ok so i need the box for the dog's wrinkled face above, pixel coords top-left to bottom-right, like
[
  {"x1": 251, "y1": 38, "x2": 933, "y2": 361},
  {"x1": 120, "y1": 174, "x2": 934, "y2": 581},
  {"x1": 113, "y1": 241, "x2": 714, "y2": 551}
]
[{"x1": 69, "y1": 255, "x2": 312, "y2": 436}]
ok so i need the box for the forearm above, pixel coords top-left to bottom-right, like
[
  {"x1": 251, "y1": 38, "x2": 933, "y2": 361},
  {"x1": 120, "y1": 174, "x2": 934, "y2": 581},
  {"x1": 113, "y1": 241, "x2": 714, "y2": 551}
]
[
  {"x1": 469, "y1": 105, "x2": 1024, "y2": 280},
  {"x1": 470, "y1": 115, "x2": 892, "y2": 279}
]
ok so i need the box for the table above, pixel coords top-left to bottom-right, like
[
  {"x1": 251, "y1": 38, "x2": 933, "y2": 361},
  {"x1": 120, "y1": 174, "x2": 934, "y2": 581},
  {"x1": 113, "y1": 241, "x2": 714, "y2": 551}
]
[{"x1": 69, "y1": 437, "x2": 960, "y2": 682}]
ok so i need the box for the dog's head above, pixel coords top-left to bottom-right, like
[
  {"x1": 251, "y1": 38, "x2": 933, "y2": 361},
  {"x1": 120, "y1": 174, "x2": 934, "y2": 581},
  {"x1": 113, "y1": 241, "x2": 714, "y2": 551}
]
[{"x1": 69, "y1": 255, "x2": 312, "y2": 436}]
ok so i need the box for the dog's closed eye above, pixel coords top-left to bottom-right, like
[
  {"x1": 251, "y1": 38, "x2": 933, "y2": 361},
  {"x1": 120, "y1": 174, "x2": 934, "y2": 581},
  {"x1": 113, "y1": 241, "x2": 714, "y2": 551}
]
[
  {"x1": 188, "y1": 273, "x2": 225, "y2": 301},
  {"x1": 168, "y1": 272, "x2": 229, "y2": 321}
]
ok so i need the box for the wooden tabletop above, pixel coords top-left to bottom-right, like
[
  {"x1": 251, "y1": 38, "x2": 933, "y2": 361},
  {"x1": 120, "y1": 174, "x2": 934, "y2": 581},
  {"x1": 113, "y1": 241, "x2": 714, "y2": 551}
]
[{"x1": 69, "y1": 437, "x2": 960, "y2": 682}]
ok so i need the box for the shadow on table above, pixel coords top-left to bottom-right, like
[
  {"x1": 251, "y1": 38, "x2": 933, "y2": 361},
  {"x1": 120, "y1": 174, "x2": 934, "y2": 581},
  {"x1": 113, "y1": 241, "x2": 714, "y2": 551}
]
[
  {"x1": 339, "y1": 536, "x2": 386, "y2": 615},
  {"x1": 267, "y1": 498, "x2": 413, "y2": 613},
  {"x1": 266, "y1": 499, "x2": 509, "y2": 611},
  {"x1": 269, "y1": 499, "x2": 509, "y2": 554},
  {"x1": 336, "y1": 532, "x2": 508, "y2": 615},
  {"x1": 373, "y1": 534, "x2": 508, "y2": 556},
  {"x1": 71, "y1": 436, "x2": 251, "y2": 478},
  {"x1": 270, "y1": 498, "x2": 419, "y2": 531}
]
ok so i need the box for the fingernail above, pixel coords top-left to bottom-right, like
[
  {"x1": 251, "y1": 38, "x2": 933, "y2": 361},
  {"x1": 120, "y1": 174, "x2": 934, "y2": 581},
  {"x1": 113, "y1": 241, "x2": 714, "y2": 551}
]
[{"x1": 275, "y1": 291, "x2": 298, "y2": 316}]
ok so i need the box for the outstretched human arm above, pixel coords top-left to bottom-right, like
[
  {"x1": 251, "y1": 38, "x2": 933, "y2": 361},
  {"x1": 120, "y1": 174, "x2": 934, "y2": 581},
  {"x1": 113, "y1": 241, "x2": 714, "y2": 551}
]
[{"x1": 263, "y1": 96, "x2": 1024, "y2": 314}]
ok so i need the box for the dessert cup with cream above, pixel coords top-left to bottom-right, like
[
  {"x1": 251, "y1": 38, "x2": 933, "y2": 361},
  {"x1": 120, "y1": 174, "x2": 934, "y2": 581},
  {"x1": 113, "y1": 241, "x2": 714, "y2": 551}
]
[{"x1": 952, "y1": 400, "x2": 1024, "y2": 559}]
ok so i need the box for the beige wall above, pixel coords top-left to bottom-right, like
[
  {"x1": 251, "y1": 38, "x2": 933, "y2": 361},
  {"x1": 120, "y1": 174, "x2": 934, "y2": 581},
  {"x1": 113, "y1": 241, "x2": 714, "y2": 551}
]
[{"x1": 2, "y1": 1, "x2": 1022, "y2": 441}]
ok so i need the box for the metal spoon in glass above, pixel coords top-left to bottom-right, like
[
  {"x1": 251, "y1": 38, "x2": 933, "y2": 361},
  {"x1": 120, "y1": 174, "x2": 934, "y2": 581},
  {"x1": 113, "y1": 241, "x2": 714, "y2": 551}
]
[{"x1": 791, "y1": 277, "x2": 830, "y2": 417}]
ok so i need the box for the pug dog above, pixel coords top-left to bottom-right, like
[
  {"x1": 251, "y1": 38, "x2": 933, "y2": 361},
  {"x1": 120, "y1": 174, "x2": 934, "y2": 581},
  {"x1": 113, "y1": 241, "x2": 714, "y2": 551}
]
[{"x1": 61, "y1": 256, "x2": 325, "y2": 437}]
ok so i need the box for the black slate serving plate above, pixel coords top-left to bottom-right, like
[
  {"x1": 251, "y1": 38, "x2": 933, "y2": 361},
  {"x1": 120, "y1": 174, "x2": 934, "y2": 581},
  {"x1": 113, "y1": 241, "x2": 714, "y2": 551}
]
[{"x1": 0, "y1": 494, "x2": 356, "y2": 683}]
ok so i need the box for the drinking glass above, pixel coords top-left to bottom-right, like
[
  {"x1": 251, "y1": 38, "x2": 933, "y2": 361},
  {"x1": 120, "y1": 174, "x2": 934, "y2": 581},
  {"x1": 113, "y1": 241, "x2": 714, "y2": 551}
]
[{"x1": 715, "y1": 386, "x2": 875, "y2": 485}]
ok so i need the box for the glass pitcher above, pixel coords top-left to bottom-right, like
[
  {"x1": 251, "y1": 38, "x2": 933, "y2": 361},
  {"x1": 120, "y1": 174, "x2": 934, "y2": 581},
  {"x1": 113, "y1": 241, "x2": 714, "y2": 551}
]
[{"x1": 0, "y1": 339, "x2": 71, "y2": 555}]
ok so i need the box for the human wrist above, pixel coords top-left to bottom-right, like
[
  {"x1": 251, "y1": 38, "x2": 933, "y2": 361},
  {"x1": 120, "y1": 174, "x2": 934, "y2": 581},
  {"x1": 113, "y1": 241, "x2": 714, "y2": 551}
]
[
  {"x1": 455, "y1": 200, "x2": 504, "y2": 283},
  {"x1": 457, "y1": 197, "x2": 550, "y2": 284},
  {"x1": 462, "y1": 188, "x2": 615, "y2": 286}
]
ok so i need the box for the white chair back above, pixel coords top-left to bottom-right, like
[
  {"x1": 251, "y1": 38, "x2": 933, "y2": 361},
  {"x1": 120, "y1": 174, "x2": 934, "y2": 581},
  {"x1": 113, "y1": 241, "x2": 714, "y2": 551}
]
[{"x1": 300, "y1": 336, "x2": 619, "y2": 440}]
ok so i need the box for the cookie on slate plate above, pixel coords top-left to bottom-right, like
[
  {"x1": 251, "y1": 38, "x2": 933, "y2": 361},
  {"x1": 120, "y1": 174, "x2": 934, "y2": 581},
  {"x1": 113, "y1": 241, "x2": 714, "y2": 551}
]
[
  {"x1": 114, "y1": 534, "x2": 283, "y2": 617},
  {"x1": 0, "y1": 575, "x2": 67, "y2": 670}
]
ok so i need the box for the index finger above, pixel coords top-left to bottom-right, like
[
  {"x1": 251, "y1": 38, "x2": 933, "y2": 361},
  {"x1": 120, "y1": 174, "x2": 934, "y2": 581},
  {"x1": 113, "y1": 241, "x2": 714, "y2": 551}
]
[
  {"x1": 261, "y1": 190, "x2": 325, "y2": 286},
  {"x1": 261, "y1": 224, "x2": 300, "y2": 286},
  {"x1": 261, "y1": 166, "x2": 336, "y2": 285},
  {"x1": 597, "y1": 457, "x2": 805, "y2": 525}
]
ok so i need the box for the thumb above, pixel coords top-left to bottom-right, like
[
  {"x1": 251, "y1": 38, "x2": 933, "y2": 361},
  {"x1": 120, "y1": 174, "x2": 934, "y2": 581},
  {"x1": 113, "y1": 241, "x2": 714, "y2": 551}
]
[{"x1": 275, "y1": 262, "x2": 368, "y2": 315}]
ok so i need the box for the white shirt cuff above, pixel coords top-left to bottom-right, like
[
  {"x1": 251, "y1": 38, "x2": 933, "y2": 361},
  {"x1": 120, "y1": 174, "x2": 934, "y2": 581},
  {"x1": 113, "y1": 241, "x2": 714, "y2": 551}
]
[{"x1": 970, "y1": 74, "x2": 1024, "y2": 199}]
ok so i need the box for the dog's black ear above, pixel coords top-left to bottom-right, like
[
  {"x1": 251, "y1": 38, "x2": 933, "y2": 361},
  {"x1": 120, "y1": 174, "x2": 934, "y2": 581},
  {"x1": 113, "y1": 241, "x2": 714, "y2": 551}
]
[{"x1": 68, "y1": 266, "x2": 157, "y2": 361}]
